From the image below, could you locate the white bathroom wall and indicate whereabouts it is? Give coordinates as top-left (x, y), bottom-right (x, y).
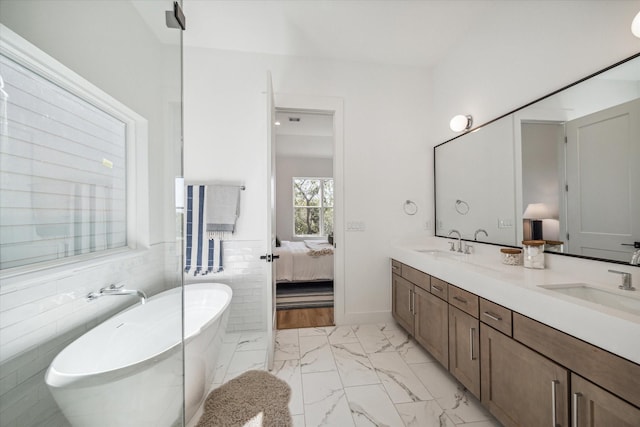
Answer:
top-left (0, 2), bottom-right (182, 425)
top-left (276, 156), bottom-right (333, 242)
top-left (429, 1), bottom-right (640, 145)
top-left (183, 45), bottom-right (432, 324)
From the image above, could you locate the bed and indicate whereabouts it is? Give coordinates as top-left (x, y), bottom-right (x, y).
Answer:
top-left (274, 240), bottom-right (334, 310)
top-left (274, 240), bottom-right (334, 282)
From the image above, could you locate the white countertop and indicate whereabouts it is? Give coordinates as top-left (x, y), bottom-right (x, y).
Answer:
top-left (390, 237), bottom-right (640, 365)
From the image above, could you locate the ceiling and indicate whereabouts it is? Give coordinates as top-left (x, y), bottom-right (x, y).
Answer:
top-left (275, 111), bottom-right (334, 158)
top-left (134, 0), bottom-right (503, 68)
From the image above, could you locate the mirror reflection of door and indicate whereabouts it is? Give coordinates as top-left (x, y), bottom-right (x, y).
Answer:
top-left (565, 98), bottom-right (640, 262)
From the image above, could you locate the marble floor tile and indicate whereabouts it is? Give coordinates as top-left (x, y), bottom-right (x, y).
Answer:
top-left (326, 325), bottom-right (359, 344)
top-left (409, 362), bottom-right (493, 424)
top-left (344, 384), bottom-right (405, 427)
top-left (398, 341), bottom-right (436, 365)
top-left (299, 327), bottom-right (329, 337)
top-left (352, 325), bottom-right (394, 354)
top-left (275, 329), bottom-right (300, 360)
top-left (395, 400), bottom-right (456, 427)
top-left (194, 324), bottom-right (501, 427)
top-left (368, 352), bottom-right (433, 403)
top-left (299, 335), bottom-right (337, 373)
top-left (212, 341), bottom-right (238, 383)
top-left (302, 371), bottom-right (355, 427)
top-left (292, 414), bottom-right (306, 427)
top-left (235, 331), bottom-right (268, 352)
top-left (223, 349), bottom-right (266, 382)
top-left (272, 359), bottom-right (304, 415)
top-left (331, 342), bottom-right (380, 387)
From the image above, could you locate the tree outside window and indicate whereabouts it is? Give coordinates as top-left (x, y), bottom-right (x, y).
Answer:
top-left (293, 178), bottom-right (333, 237)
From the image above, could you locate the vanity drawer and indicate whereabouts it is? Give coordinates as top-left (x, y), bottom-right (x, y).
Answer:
top-left (479, 298), bottom-right (512, 336)
top-left (448, 285), bottom-right (479, 318)
top-left (401, 264), bottom-right (431, 291)
top-left (430, 277), bottom-right (449, 301)
top-left (391, 259), bottom-right (402, 275)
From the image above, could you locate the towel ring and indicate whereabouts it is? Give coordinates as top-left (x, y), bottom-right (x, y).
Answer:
top-left (455, 199), bottom-right (470, 215)
top-left (403, 200), bottom-right (418, 216)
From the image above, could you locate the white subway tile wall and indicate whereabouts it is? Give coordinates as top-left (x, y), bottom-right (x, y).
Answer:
top-left (184, 240), bottom-right (267, 332)
top-left (0, 243), bottom-right (176, 427)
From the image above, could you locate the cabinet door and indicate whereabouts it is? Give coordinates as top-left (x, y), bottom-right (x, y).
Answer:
top-left (448, 306), bottom-right (480, 397)
top-left (392, 273), bottom-right (414, 333)
top-left (571, 374), bottom-right (640, 427)
top-left (481, 323), bottom-right (569, 427)
top-left (414, 285), bottom-right (448, 368)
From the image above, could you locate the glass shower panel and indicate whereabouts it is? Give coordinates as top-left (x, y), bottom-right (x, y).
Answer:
top-left (0, 1), bottom-right (183, 426)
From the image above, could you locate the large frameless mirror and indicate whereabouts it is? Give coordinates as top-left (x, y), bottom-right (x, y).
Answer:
top-left (435, 53), bottom-right (640, 265)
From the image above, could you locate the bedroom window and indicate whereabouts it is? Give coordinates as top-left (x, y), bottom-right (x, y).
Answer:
top-left (293, 177), bottom-right (333, 237)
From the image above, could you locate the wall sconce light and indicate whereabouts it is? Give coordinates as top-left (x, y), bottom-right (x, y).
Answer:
top-left (523, 203), bottom-right (552, 240)
top-left (449, 115), bottom-right (473, 132)
top-left (633, 11), bottom-right (640, 38)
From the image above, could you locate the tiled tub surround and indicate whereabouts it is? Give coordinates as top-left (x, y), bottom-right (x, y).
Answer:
top-left (390, 237), bottom-right (640, 365)
top-left (188, 326), bottom-right (500, 427)
top-left (184, 240), bottom-right (267, 332)
top-left (0, 243), bottom-right (177, 427)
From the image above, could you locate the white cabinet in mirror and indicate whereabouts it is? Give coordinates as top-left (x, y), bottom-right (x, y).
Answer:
top-left (435, 53), bottom-right (640, 266)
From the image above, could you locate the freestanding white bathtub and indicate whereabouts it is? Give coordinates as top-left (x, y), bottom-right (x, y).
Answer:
top-left (45, 282), bottom-right (232, 426)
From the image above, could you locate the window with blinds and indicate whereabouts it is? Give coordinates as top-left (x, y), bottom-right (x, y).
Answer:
top-left (0, 54), bottom-right (127, 270)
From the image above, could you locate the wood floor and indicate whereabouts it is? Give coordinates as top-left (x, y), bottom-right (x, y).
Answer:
top-left (277, 307), bottom-right (334, 329)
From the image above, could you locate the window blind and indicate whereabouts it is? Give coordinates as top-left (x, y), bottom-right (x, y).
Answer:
top-left (0, 54), bottom-right (127, 270)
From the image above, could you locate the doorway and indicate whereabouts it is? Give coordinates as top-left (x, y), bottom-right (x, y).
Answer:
top-left (273, 109), bottom-right (336, 329)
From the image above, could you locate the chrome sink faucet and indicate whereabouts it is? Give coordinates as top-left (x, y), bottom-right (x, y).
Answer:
top-left (447, 229), bottom-right (463, 253)
top-left (631, 249), bottom-right (640, 266)
top-left (474, 229), bottom-right (488, 241)
top-left (87, 283), bottom-right (148, 304)
top-left (608, 270), bottom-right (635, 291)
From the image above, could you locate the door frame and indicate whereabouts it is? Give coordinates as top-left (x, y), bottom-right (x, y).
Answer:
top-left (274, 93), bottom-right (345, 325)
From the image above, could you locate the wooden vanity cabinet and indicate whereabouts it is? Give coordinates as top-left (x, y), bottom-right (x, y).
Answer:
top-left (481, 323), bottom-right (569, 427)
top-left (414, 285), bottom-right (449, 367)
top-left (391, 272), bottom-right (414, 333)
top-left (449, 305), bottom-right (480, 398)
top-left (391, 260), bottom-right (449, 367)
top-left (571, 374), bottom-right (640, 427)
top-left (390, 258), bottom-right (640, 426)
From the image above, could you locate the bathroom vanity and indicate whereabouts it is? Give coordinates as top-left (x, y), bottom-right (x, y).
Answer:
top-left (390, 242), bottom-right (640, 427)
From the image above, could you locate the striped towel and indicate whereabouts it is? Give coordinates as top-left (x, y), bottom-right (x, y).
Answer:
top-left (184, 185), bottom-right (223, 275)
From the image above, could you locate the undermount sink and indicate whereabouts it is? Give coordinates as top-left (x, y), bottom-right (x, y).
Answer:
top-left (414, 249), bottom-right (464, 257)
top-left (539, 283), bottom-right (640, 316)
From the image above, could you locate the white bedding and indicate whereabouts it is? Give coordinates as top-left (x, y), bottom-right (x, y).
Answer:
top-left (274, 240), bottom-right (334, 282)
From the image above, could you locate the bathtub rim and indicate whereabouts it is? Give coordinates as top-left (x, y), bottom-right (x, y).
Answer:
top-left (45, 282), bottom-right (232, 389)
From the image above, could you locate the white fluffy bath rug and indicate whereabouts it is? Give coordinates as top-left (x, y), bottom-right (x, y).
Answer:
top-left (196, 370), bottom-right (292, 427)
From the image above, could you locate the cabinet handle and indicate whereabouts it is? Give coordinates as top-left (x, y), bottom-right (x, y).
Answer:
top-left (408, 290), bottom-right (413, 314)
top-left (469, 328), bottom-right (477, 361)
top-left (572, 392), bottom-right (582, 427)
top-left (432, 284), bottom-right (443, 293)
top-left (551, 380), bottom-right (559, 427)
top-left (453, 295), bottom-right (468, 304)
top-left (482, 311), bottom-right (502, 321)
top-left (411, 290), bottom-right (415, 315)
top-left (392, 265), bottom-right (400, 271)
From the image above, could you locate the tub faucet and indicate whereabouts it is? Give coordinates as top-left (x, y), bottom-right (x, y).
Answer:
top-left (447, 229), bottom-right (463, 253)
top-left (87, 284), bottom-right (148, 304)
top-left (474, 229), bottom-right (488, 241)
